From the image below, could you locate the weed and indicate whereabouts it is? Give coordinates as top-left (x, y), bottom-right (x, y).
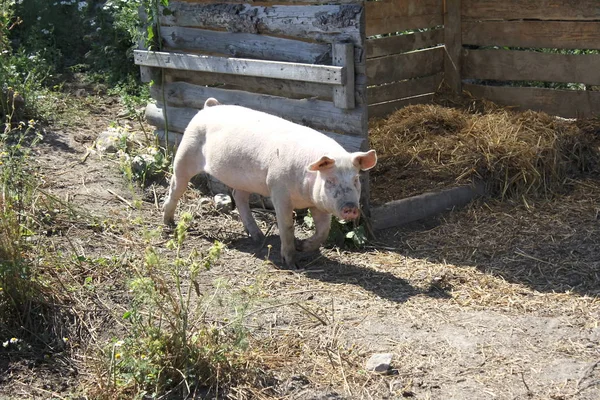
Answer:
top-left (96, 214), bottom-right (263, 398)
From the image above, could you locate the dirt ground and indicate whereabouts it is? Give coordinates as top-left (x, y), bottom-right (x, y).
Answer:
top-left (1, 92), bottom-right (599, 400)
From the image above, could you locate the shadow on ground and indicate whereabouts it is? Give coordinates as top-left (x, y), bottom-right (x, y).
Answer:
top-left (231, 235), bottom-right (451, 304)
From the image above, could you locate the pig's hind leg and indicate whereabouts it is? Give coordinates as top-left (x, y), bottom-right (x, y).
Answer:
top-left (296, 207), bottom-right (331, 252)
top-left (163, 147), bottom-right (205, 226)
top-left (232, 189), bottom-right (265, 243)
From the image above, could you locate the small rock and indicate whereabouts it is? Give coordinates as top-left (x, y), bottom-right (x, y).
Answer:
top-left (366, 353), bottom-right (393, 373)
top-left (96, 127), bottom-right (129, 154)
top-left (214, 194), bottom-right (232, 213)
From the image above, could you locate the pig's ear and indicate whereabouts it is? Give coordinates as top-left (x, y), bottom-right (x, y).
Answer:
top-left (308, 155), bottom-right (336, 172)
top-left (352, 150), bottom-right (377, 171)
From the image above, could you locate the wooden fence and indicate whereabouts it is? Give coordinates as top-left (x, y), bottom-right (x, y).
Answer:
top-left (366, 0), bottom-right (445, 118)
top-left (457, 0), bottom-right (600, 118)
top-left (134, 0), bottom-right (600, 146)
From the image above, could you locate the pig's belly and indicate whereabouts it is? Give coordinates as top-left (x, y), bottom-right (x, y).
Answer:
top-left (205, 164), bottom-right (271, 197)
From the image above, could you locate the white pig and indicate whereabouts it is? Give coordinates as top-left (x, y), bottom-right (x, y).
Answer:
top-left (163, 98), bottom-right (377, 268)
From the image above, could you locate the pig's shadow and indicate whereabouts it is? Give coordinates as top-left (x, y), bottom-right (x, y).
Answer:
top-left (232, 236), bottom-right (446, 304)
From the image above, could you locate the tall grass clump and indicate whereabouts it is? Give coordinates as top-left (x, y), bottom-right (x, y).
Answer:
top-left (96, 213), bottom-right (267, 399)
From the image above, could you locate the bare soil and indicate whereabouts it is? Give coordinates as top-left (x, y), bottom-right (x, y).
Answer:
top-left (1, 92), bottom-right (599, 400)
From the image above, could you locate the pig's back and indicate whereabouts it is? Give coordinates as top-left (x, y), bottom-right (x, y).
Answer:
top-left (196, 104), bottom-right (346, 196)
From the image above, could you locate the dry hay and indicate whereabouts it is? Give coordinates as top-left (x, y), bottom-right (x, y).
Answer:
top-left (369, 96), bottom-right (600, 205)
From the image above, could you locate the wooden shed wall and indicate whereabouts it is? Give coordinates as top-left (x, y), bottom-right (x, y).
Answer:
top-left (140, 0), bottom-right (367, 151)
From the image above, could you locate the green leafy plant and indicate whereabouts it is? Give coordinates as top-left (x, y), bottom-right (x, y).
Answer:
top-left (99, 214), bottom-right (261, 398)
top-left (303, 211), bottom-right (368, 249)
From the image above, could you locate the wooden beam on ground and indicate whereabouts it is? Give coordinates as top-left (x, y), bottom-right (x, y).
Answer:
top-left (134, 50), bottom-right (346, 85)
top-left (371, 183), bottom-right (485, 230)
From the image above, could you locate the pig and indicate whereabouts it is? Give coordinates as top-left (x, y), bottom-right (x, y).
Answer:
top-left (163, 98), bottom-right (377, 268)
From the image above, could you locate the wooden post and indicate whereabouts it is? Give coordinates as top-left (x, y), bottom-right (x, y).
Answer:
top-left (444, 0), bottom-right (462, 93)
top-left (332, 43), bottom-right (356, 109)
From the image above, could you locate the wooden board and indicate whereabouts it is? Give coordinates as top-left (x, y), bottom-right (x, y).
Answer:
top-left (134, 50), bottom-right (346, 85)
top-left (368, 73), bottom-right (442, 105)
top-left (366, 0), bottom-right (443, 36)
top-left (444, 0), bottom-right (462, 93)
top-left (145, 104), bottom-right (366, 152)
top-left (462, 49), bottom-right (600, 86)
top-left (366, 14), bottom-right (443, 37)
top-left (151, 81), bottom-right (366, 136)
top-left (368, 93), bottom-right (435, 119)
top-left (160, 2), bottom-right (363, 44)
top-left (161, 26), bottom-right (332, 64)
top-left (367, 46), bottom-right (444, 86)
top-left (462, 21), bottom-right (600, 50)
top-left (163, 69), bottom-right (368, 105)
top-left (366, 29), bottom-right (443, 59)
top-left (371, 184), bottom-right (483, 230)
top-left (332, 43), bottom-right (356, 109)
top-left (463, 83), bottom-right (600, 118)
top-left (461, 0), bottom-right (600, 21)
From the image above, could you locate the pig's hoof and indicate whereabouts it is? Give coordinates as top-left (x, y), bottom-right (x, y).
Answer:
top-left (282, 253), bottom-right (299, 269)
top-left (249, 230), bottom-right (266, 244)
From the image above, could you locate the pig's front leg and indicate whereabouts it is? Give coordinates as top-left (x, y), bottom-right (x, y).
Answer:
top-left (296, 207), bottom-right (331, 252)
top-left (271, 192), bottom-right (298, 268)
top-left (232, 189), bottom-right (265, 243)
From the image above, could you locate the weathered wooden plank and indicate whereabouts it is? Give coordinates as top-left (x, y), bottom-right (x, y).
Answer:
top-left (371, 184), bottom-right (484, 230)
top-left (444, 0), bottom-right (462, 93)
top-left (462, 21), bottom-right (600, 50)
top-left (368, 73), bottom-right (442, 105)
top-left (150, 82), bottom-right (366, 136)
top-left (462, 49), bottom-right (600, 86)
top-left (161, 26), bottom-right (332, 64)
top-left (163, 69), bottom-right (368, 105)
top-left (366, 29), bottom-right (443, 59)
top-left (461, 0), bottom-right (600, 21)
top-left (134, 50), bottom-right (345, 85)
top-left (368, 93), bottom-right (435, 119)
top-left (332, 43), bottom-right (356, 109)
top-left (366, 0), bottom-right (443, 36)
top-left (145, 104), bottom-right (366, 152)
top-left (160, 2), bottom-right (363, 44)
top-left (366, 14), bottom-right (443, 37)
top-left (367, 46), bottom-right (444, 86)
top-left (463, 83), bottom-right (600, 118)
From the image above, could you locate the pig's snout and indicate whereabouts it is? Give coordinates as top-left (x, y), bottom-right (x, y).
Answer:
top-left (340, 203), bottom-right (360, 220)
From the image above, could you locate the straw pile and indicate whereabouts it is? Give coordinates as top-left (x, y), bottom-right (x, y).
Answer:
top-left (369, 96), bottom-right (600, 204)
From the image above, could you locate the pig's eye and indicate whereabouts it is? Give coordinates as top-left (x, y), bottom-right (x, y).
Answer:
top-left (326, 177), bottom-right (338, 186)
top-left (353, 176), bottom-right (360, 187)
